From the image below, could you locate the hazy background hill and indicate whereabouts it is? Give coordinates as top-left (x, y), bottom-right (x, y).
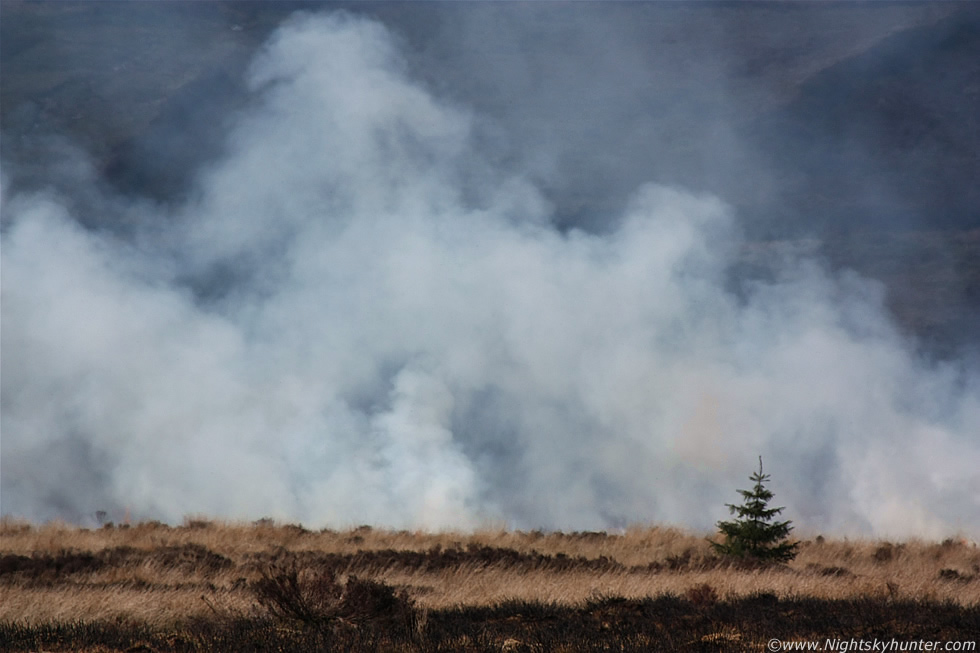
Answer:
top-left (3, 1), bottom-right (978, 353)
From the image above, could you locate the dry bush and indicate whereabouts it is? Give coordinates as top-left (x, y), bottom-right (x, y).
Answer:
top-left (251, 557), bottom-right (415, 636)
top-left (251, 559), bottom-right (339, 624)
top-left (873, 542), bottom-right (896, 563)
top-left (684, 583), bottom-right (718, 607)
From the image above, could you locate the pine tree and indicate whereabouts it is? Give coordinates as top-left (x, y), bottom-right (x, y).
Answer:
top-left (710, 456), bottom-right (799, 562)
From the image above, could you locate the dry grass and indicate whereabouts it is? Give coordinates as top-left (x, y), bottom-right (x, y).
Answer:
top-left (2, 517), bottom-right (978, 627)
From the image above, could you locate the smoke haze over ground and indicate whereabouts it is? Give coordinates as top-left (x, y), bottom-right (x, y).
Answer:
top-left (2, 5), bottom-right (979, 537)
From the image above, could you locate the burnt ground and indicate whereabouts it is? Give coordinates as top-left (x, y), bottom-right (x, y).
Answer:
top-left (2, 594), bottom-right (977, 652)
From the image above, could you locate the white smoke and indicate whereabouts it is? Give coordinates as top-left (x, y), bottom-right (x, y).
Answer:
top-left (2, 12), bottom-right (978, 537)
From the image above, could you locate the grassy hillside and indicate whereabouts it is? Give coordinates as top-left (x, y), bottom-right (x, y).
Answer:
top-left (1, 520), bottom-right (978, 651)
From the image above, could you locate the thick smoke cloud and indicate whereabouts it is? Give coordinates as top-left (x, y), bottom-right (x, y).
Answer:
top-left (2, 12), bottom-right (978, 537)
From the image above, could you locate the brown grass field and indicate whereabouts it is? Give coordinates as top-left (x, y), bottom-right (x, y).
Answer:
top-left (2, 517), bottom-right (979, 651)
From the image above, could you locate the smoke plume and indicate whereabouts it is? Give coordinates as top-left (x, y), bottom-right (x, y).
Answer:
top-left (2, 12), bottom-right (978, 537)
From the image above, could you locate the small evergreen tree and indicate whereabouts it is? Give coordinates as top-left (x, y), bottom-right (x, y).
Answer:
top-left (710, 456), bottom-right (799, 562)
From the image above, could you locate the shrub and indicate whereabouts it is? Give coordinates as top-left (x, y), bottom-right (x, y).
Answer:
top-left (251, 559), bottom-right (416, 634)
top-left (873, 543), bottom-right (895, 563)
top-left (685, 583), bottom-right (718, 607)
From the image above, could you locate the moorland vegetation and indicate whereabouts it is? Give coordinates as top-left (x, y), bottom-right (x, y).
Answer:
top-left (1, 518), bottom-right (978, 651)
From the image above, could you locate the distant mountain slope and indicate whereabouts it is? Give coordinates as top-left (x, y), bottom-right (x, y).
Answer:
top-left (1, 1), bottom-right (977, 351)
top-left (739, 5), bottom-right (980, 236)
